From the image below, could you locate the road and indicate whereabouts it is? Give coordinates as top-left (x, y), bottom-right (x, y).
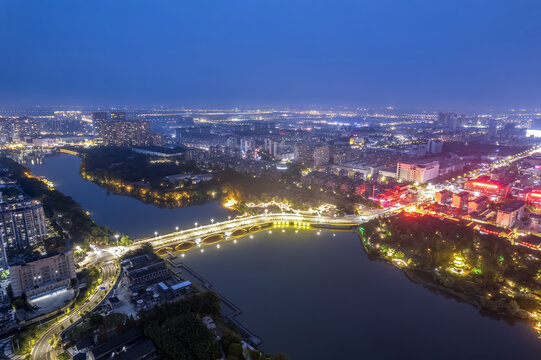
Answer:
top-left (31, 253), bottom-right (118, 360)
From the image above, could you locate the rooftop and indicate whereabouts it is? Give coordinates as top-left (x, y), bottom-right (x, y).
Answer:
top-left (498, 200), bottom-right (525, 213)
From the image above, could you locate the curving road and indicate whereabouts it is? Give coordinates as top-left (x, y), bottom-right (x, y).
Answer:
top-left (31, 253), bottom-right (118, 360)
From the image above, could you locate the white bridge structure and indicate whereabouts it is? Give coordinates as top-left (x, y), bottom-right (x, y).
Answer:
top-left (134, 211), bottom-right (385, 250)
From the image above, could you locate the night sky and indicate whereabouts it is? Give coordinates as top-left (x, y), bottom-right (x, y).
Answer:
top-left (1, 1), bottom-right (540, 109)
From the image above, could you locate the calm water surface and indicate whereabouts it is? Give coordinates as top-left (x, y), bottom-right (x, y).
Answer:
top-left (29, 154), bottom-right (541, 360)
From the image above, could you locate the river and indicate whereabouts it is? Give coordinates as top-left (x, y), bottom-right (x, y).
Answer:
top-left (28, 154), bottom-right (541, 360)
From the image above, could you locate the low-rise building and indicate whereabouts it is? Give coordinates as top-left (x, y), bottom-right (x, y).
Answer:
top-left (468, 196), bottom-right (489, 214)
top-left (87, 328), bottom-right (156, 360)
top-left (496, 200), bottom-right (525, 227)
top-left (435, 190), bottom-right (452, 204)
top-left (452, 191), bottom-right (469, 211)
top-left (126, 260), bottom-right (168, 284)
top-left (0, 303), bottom-right (15, 328)
top-left (464, 176), bottom-right (510, 198)
top-left (396, 161), bottom-right (439, 184)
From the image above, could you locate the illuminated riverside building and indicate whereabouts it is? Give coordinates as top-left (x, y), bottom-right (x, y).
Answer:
top-left (464, 177), bottom-right (510, 198)
top-left (396, 161), bottom-right (439, 183)
top-left (102, 120), bottom-right (151, 147)
top-left (0, 199), bottom-right (47, 269)
top-left (9, 250), bottom-right (77, 298)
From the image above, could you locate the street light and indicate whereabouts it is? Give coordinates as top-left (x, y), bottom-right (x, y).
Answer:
top-left (154, 231), bottom-right (158, 238)
top-left (176, 226), bottom-right (179, 232)
top-left (114, 234), bottom-right (119, 246)
top-left (195, 222), bottom-right (198, 227)
top-left (211, 218), bottom-right (214, 224)
top-left (228, 216), bottom-right (231, 221)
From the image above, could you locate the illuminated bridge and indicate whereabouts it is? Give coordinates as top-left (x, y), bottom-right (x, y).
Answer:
top-left (134, 211), bottom-right (385, 251)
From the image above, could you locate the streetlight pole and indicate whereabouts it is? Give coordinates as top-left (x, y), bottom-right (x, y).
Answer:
top-left (114, 234), bottom-right (119, 246)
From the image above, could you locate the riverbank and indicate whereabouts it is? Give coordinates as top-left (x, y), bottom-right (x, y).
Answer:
top-left (78, 147), bottom-right (371, 213)
top-left (0, 156), bottom-right (111, 249)
top-left (359, 213), bottom-right (541, 337)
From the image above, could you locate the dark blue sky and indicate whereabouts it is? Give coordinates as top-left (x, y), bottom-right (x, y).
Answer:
top-left (1, 1), bottom-right (540, 109)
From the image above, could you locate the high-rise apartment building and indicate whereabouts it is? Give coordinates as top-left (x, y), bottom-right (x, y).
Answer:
top-left (110, 111), bottom-right (127, 121)
top-left (9, 251), bottom-right (77, 298)
top-left (264, 139), bottom-right (279, 158)
top-left (101, 120), bottom-right (151, 147)
top-left (488, 119), bottom-right (497, 138)
top-left (226, 137), bottom-right (238, 149)
top-left (438, 113), bottom-right (461, 131)
top-left (0, 199), bottom-right (47, 268)
top-left (333, 152), bottom-right (347, 165)
top-left (427, 139), bottom-right (443, 154)
top-left (91, 112), bottom-right (108, 138)
top-left (294, 144), bottom-right (312, 164)
top-left (313, 145), bottom-right (330, 167)
top-left (12, 117), bottom-right (42, 141)
top-left (240, 138), bottom-right (255, 153)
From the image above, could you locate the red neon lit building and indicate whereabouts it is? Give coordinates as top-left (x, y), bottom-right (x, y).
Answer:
top-left (525, 191), bottom-right (541, 205)
top-left (464, 176), bottom-right (509, 198)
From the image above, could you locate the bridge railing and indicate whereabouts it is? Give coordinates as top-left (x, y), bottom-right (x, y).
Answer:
top-left (134, 212), bottom-right (364, 246)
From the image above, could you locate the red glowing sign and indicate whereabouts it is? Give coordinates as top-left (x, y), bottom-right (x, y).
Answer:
top-left (472, 182), bottom-right (499, 190)
top-left (526, 192), bottom-right (541, 203)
